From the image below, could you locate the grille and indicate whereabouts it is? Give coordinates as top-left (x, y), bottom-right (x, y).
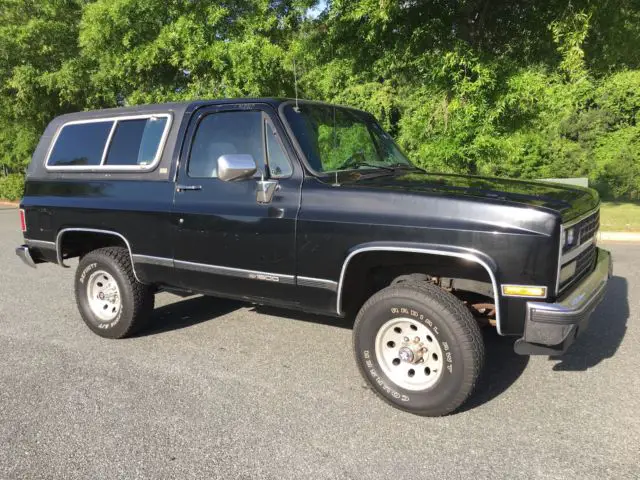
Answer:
top-left (577, 210), bottom-right (600, 244)
top-left (563, 210), bottom-right (600, 254)
top-left (560, 244), bottom-right (597, 291)
top-left (559, 209), bottom-right (599, 292)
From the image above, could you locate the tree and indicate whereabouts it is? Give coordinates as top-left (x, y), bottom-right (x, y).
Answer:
top-left (1, 0), bottom-right (639, 200)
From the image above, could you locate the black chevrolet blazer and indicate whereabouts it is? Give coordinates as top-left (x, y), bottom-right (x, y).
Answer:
top-left (16, 98), bottom-right (612, 416)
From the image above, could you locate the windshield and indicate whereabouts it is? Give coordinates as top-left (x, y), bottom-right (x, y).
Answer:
top-left (282, 103), bottom-right (413, 173)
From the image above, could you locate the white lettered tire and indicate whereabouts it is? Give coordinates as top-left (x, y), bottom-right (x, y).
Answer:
top-left (75, 247), bottom-right (154, 339)
top-left (353, 282), bottom-right (484, 416)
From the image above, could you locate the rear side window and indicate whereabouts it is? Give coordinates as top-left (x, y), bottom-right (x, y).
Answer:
top-left (46, 114), bottom-right (171, 170)
top-left (105, 117), bottom-right (168, 166)
top-left (47, 121), bottom-right (113, 167)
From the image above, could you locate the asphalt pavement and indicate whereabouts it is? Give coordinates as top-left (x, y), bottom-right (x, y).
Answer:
top-left (0, 206), bottom-right (638, 479)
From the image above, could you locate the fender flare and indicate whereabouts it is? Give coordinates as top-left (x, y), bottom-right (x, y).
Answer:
top-left (55, 228), bottom-right (142, 283)
top-left (336, 241), bottom-right (503, 335)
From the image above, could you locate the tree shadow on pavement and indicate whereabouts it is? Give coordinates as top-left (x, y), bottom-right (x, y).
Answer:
top-left (548, 276), bottom-right (628, 371)
top-left (140, 295), bottom-right (243, 336)
top-left (457, 327), bottom-right (529, 413)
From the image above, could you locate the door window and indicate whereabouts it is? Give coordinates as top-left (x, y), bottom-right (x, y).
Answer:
top-left (188, 111), bottom-right (264, 178)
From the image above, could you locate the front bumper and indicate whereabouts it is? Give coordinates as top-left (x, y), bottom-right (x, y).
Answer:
top-left (514, 248), bottom-right (612, 355)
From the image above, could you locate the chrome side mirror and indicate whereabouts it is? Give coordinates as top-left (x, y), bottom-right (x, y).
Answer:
top-left (217, 154), bottom-right (257, 182)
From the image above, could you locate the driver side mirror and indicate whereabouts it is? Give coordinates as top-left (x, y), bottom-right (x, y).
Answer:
top-left (217, 154), bottom-right (257, 182)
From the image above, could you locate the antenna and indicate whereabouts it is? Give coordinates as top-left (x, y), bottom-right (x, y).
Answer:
top-left (293, 59), bottom-right (300, 112)
top-left (332, 170), bottom-right (340, 187)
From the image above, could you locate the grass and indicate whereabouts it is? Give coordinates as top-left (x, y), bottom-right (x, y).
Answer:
top-left (600, 201), bottom-right (640, 232)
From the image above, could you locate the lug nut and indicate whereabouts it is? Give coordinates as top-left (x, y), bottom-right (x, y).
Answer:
top-left (403, 337), bottom-right (409, 342)
top-left (414, 336), bottom-right (420, 343)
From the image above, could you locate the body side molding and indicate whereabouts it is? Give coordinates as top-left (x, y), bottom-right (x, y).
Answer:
top-left (173, 259), bottom-right (296, 285)
top-left (336, 243), bottom-right (503, 335)
top-left (297, 276), bottom-right (338, 291)
top-left (25, 239), bottom-right (57, 250)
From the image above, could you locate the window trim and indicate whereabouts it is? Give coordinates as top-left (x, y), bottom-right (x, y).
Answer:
top-left (264, 117), bottom-right (294, 179)
top-left (45, 113), bottom-right (173, 172)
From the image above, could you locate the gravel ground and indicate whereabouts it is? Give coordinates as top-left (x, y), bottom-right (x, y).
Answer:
top-left (0, 206), bottom-right (638, 479)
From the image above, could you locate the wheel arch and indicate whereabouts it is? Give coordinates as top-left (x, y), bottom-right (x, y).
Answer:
top-left (336, 242), bottom-right (503, 334)
top-left (55, 228), bottom-right (142, 283)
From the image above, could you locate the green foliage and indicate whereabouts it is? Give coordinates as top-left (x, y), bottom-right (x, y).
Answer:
top-left (1, 0), bottom-right (639, 199)
top-left (0, 174), bottom-right (25, 201)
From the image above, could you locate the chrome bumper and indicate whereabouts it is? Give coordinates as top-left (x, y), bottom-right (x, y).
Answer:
top-left (514, 248), bottom-right (612, 355)
top-left (15, 245), bottom-right (37, 268)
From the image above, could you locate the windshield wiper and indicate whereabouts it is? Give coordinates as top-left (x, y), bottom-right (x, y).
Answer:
top-left (336, 159), bottom-right (395, 172)
top-left (353, 162), bottom-right (395, 172)
top-left (386, 162), bottom-right (417, 170)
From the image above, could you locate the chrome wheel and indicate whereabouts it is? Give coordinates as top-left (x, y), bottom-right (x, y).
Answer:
top-left (374, 317), bottom-right (444, 391)
top-left (86, 270), bottom-right (121, 322)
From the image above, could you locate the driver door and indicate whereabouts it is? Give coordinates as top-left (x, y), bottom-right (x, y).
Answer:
top-left (171, 104), bottom-right (303, 305)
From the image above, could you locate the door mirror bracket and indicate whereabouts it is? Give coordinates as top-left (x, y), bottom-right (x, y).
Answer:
top-left (256, 171), bottom-right (279, 204)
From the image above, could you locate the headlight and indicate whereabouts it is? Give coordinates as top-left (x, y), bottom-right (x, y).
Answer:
top-left (564, 227), bottom-right (576, 248)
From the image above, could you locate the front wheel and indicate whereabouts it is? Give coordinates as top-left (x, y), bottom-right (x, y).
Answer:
top-left (75, 247), bottom-right (154, 339)
top-left (353, 282), bottom-right (484, 416)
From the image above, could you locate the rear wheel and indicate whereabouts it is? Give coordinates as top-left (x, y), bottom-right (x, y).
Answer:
top-left (353, 281), bottom-right (484, 416)
top-left (75, 247), bottom-right (154, 338)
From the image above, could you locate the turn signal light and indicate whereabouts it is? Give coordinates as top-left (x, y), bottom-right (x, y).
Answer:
top-left (19, 209), bottom-right (26, 232)
top-left (501, 285), bottom-right (547, 298)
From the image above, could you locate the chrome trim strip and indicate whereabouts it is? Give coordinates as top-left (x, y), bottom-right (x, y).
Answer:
top-left (138, 255), bottom-right (335, 288)
top-left (132, 254), bottom-right (174, 268)
top-left (174, 259), bottom-right (296, 284)
top-left (297, 276), bottom-right (338, 291)
top-left (501, 284), bottom-right (548, 298)
top-left (99, 121), bottom-right (118, 166)
top-left (55, 228), bottom-right (142, 283)
top-left (556, 207), bottom-right (599, 295)
top-left (561, 236), bottom-right (594, 264)
top-left (25, 239), bottom-right (56, 250)
top-left (336, 246), bottom-right (503, 335)
top-left (45, 113), bottom-right (173, 172)
top-left (563, 206), bottom-right (600, 229)
top-left (555, 223), bottom-right (564, 295)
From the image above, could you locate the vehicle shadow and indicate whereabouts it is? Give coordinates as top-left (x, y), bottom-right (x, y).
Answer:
top-left (548, 276), bottom-right (628, 371)
top-left (141, 295), bottom-right (527, 411)
top-left (257, 304), bottom-right (532, 413)
top-left (252, 305), bottom-right (355, 330)
top-left (456, 327), bottom-right (528, 413)
top-left (140, 295), bottom-right (243, 336)
top-left (136, 278), bottom-right (626, 409)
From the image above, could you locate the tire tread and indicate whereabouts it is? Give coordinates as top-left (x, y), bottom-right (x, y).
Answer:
top-left (76, 246), bottom-right (154, 338)
top-left (353, 281), bottom-right (485, 416)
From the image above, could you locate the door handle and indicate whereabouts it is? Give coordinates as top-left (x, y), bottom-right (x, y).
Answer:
top-left (176, 184), bottom-right (202, 192)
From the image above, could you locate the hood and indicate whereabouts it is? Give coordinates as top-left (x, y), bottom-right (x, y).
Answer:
top-left (332, 169), bottom-right (599, 222)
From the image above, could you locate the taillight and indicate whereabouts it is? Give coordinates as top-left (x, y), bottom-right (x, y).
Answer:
top-left (19, 209), bottom-right (26, 232)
